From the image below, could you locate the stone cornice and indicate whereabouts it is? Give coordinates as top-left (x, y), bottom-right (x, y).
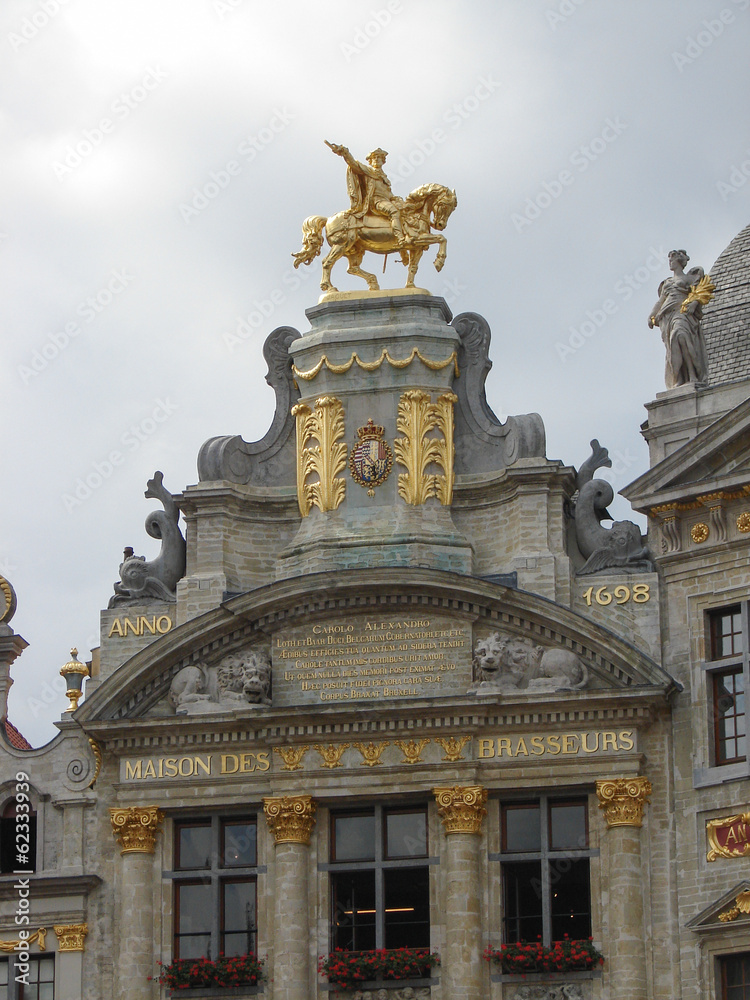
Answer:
top-left (453, 461), bottom-right (576, 507)
top-left (180, 481), bottom-right (299, 521)
top-left (0, 875), bottom-right (101, 901)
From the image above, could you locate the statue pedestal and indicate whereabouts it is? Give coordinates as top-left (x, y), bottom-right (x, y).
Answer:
top-left (276, 294), bottom-right (473, 577)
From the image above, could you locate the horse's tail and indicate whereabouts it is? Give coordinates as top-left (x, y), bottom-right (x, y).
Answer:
top-left (292, 215), bottom-right (327, 268)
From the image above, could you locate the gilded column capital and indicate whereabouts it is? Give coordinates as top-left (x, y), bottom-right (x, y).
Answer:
top-left (263, 795), bottom-right (317, 845)
top-left (54, 923), bottom-right (88, 952)
top-left (433, 785), bottom-right (487, 835)
top-left (109, 805), bottom-right (164, 854)
top-left (596, 777), bottom-right (652, 828)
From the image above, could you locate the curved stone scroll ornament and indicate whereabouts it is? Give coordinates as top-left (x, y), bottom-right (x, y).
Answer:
top-left (292, 395), bottom-right (347, 516)
top-left (108, 472), bottom-right (186, 607)
top-left (471, 632), bottom-right (588, 694)
top-left (450, 312), bottom-right (546, 473)
top-left (574, 440), bottom-right (654, 576)
top-left (197, 326), bottom-right (301, 484)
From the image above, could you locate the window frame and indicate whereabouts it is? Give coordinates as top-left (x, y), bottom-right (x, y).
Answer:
top-left (718, 950), bottom-right (750, 999)
top-left (0, 799), bottom-right (38, 876)
top-left (704, 604), bottom-right (749, 769)
top-left (0, 954), bottom-right (55, 1000)
top-left (326, 804), bottom-right (433, 953)
top-left (166, 814), bottom-right (260, 961)
top-left (491, 793), bottom-right (597, 948)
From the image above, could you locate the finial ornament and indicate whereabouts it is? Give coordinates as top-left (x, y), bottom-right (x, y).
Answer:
top-left (648, 249), bottom-right (714, 388)
top-left (292, 140), bottom-right (457, 294)
top-left (263, 795), bottom-right (317, 845)
top-left (60, 648), bottom-right (89, 712)
top-left (433, 785), bottom-right (488, 834)
top-left (109, 806), bottom-right (164, 854)
top-left (596, 777), bottom-right (652, 828)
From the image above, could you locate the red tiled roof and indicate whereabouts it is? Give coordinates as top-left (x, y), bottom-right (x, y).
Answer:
top-left (4, 720), bottom-right (32, 750)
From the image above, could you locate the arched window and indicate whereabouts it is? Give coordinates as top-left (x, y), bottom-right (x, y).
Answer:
top-left (0, 799), bottom-right (37, 874)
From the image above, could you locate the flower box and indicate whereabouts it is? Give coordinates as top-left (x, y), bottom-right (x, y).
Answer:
top-left (153, 954), bottom-right (265, 992)
top-left (484, 938), bottom-right (604, 976)
top-left (318, 948), bottom-right (440, 991)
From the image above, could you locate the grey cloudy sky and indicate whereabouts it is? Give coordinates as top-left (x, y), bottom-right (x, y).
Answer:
top-left (1, 0), bottom-right (749, 745)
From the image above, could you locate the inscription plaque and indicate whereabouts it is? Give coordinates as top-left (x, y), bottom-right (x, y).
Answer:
top-left (272, 612), bottom-right (472, 706)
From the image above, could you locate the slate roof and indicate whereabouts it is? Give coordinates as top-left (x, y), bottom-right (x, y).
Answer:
top-left (703, 221), bottom-right (750, 385)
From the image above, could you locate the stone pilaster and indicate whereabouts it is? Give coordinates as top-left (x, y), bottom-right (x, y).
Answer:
top-left (596, 777), bottom-right (652, 1000)
top-left (263, 795), bottom-right (317, 1000)
top-left (434, 786), bottom-right (487, 1000)
top-left (109, 806), bottom-right (164, 1000)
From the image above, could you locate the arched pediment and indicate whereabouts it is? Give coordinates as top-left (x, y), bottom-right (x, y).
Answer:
top-left (76, 568), bottom-right (677, 726)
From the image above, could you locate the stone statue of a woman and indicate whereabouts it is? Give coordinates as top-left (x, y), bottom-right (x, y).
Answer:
top-left (648, 249), bottom-right (714, 388)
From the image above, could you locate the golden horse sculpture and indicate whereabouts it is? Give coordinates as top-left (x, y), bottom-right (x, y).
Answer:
top-left (292, 141), bottom-right (457, 293)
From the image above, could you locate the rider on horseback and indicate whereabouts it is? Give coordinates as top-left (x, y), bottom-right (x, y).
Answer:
top-left (326, 141), bottom-right (409, 250)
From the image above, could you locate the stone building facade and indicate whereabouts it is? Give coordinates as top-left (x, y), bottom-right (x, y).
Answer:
top-left (1, 223), bottom-right (749, 1000)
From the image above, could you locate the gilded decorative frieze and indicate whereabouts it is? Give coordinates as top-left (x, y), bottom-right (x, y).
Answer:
top-left (109, 805), bottom-right (164, 854)
top-left (394, 390), bottom-right (457, 506)
top-left (434, 735), bottom-right (471, 762)
top-left (595, 776), bottom-right (652, 828)
top-left (54, 924), bottom-right (88, 952)
top-left (273, 745), bottom-right (310, 771)
top-left (433, 785), bottom-right (487, 834)
top-left (691, 522), bottom-right (709, 544)
top-left (314, 743), bottom-right (350, 768)
top-left (707, 812), bottom-right (750, 861)
top-left (0, 928), bottom-right (46, 953)
top-left (718, 889), bottom-right (750, 922)
top-left (292, 346), bottom-right (459, 380)
top-left (356, 740), bottom-right (391, 767)
top-left (263, 795), bottom-right (317, 845)
top-left (292, 395), bottom-right (347, 517)
top-left (394, 738), bottom-right (430, 764)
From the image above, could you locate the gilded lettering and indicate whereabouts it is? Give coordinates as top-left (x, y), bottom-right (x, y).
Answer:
top-left (514, 737), bottom-right (529, 756)
top-left (221, 754), bottom-right (239, 774)
top-left (726, 826), bottom-right (739, 844)
top-left (178, 757), bottom-right (194, 777)
top-left (256, 751), bottom-right (270, 771)
top-left (581, 732), bottom-right (599, 753)
top-left (546, 735), bottom-right (561, 755)
top-left (195, 756), bottom-right (211, 776)
top-left (561, 734), bottom-right (579, 754)
top-left (497, 738), bottom-right (513, 757)
top-left (143, 760), bottom-right (156, 779)
top-left (156, 616), bottom-right (172, 634)
top-left (602, 732), bottom-right (618, 751)
top-left (123, 617), bottom-right (140, 636)
top-left (478, 739), bottom-right (495, 758)
top-left (140, 616), bottom-right (156, 635)
top-left (618, 730), bottom-right (634, 751)
top-left (530, 736), bottom-right (545, 756)
top-left (108, 619), bottom-right (124, 637)
top-left (124, 760), bottom-right (142, 780)
top-left (164, 758), bottom-right (178, 777)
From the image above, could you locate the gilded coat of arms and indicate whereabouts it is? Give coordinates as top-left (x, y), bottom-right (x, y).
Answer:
top-left (349, 419), bottom-right (393, 496)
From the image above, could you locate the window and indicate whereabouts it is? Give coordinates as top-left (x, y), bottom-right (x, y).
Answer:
top-left (170, 816), bottom-right (258, 960)
top-left (0, 801), bottom-right (37, 875)
top-left (0, 956), bottom-right (54, 1000)
top-left (720, 953), bottom-right (750, 999)
top-left (707, 606), bottom-right (748, 766)
top-left (494, 796), bottom-right (593, 946)
top-left (329, 806), bottom-right (430, 952)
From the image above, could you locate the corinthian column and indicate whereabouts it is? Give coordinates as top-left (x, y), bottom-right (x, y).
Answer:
top-left (433, 786), bottom-right (487, 1000)
top-left (109, 806), bottom-right (164, 1000)
top-left (596, 777), bottom-right (652, 1000)
top-left (263, 795), bottom-right (317, 1000)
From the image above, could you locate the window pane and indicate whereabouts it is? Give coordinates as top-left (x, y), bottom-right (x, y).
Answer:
top-left (502, 861), bottom-right (543, 943)
top-left (0, 959), bottom-right (7, 986)
top-left (177, 825), bottom-right (212, 870)
top-left (551, 859), bottom-right (591, 941)
top-left (384, 867), bottom-right (430, 949)
top-left (721, 952), bottom-right (750, 999)
top-left (222, 820), bottom-right (256, 867)
top-left (333, 814), bottom-right (375, 861)
top-left (504, 804), bottom-right (541, 852)
top-left (222, 880), bottom-right (256, 956)
top-left (711, 607), bottom-right (744, 659)
top-left (176, 882), bottom-right (212, 958)
top-left (716, 669), bottom-right (747, 764)
top-left (331, 871), bottom-right (376, 952)
top-left (386, 810), bottom-right (427, 859)
top-left (550, 803), bottom-right (587, 850)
